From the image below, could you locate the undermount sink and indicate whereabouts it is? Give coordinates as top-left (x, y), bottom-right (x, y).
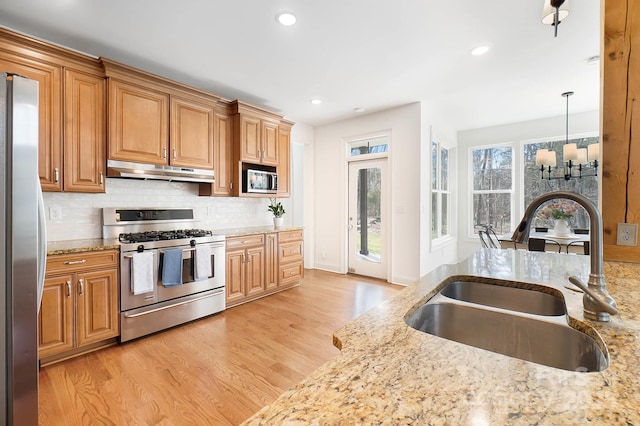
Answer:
top-left (439, 280), bottom-right (567, 316)
top-left (405, 277), bottom-right (608, 373)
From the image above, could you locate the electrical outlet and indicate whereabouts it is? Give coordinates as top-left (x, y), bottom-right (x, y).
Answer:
top-left (49, 206), bottom-right (62, 221)
top-left (617, 223), bottom-right (638, 246)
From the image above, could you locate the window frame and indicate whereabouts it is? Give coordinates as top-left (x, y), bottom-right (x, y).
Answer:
top-left (468, 142), bottom-right (515, 239)
top-left (431, 140), bottom-right (452, 244)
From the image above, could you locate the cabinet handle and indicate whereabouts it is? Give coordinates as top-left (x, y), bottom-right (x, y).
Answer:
top-left (163, 148), bottom-right (167, 159)
top-left (66, 281), bottom-right (71, 297)
top-left (64, 259), bottom-right (86, 265)
top-left (229, 182), bottom-right (233, 190)
top-left (54, 168), bottom-right (59, 183)
top-left (78, 278), bottom-right (84, 295)
top-left (99, 172), bottom-right (104, 185)
top-left (289, 271), bottom-right (297, 276)
top-left (173, 148), bottom-right (176, 160)
top-left (241, 254), bottom-right (245, 263)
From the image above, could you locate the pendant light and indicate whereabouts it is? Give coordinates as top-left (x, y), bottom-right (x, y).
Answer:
top-left (542, 0), bottom-right (570, 37)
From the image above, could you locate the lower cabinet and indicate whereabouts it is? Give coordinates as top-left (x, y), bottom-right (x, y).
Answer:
top-left (38, 250), bottom-right (119, 363)
top-left (225, 229), bottom-right (303, 307)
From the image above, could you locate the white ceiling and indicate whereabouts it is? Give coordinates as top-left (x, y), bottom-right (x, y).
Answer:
top-left (0, 0), bottom-right (601, 131)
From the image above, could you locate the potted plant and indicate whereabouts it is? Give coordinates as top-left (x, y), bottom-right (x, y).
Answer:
top-left (268, 198), bottom-right (285, 227)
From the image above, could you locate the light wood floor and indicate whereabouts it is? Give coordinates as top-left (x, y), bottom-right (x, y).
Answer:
top-left (38, 269), bottom-right (402, 425)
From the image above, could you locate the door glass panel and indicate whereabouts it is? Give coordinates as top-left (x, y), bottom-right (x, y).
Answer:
top-left (356, 167), bottom-right (381, 264)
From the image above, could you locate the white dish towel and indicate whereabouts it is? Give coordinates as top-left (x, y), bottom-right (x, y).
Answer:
top-left (194, 245), bottom-right (212, 281)
top-left (131, 251), bottom-right (155, 295)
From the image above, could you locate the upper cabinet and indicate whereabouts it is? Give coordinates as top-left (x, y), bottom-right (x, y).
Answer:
top-left (0, 29), bottom-right (105, 193)
top-left (199, 101), bottom-right (234, 196)
top-left (232, 101), bottom-right (281, 167)
top-left (103, 59), bottom-right (218, 170)
top-left (277, 120), bottom-right (294, 197)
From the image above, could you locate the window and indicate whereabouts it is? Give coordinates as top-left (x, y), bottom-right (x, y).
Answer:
top-left (471, 145), bottom-right (513, 235)
top-left (349, 135), bottom-right (388, 157)
top-left (432, 141), bottom-right (450, 240)
top-left (523, 136), bottom-right (599, 229)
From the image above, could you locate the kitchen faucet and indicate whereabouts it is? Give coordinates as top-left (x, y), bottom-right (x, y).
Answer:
top-left (511, 191), bottom-right (618, 322)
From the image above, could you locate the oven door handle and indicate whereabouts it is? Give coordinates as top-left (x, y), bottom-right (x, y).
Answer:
top-left (123, 252), bottom-right (157, 259)
top-left (158, 243), bottom-right (224, 256)
top-left (123, 290), bottom-right (224, 318)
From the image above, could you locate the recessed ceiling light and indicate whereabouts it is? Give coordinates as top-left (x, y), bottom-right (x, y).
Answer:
top-left (277, 12), bottom-right (297, 26)
top-left (310, 98), bottom-right (322, 105)
top-left (354, 107), bottom-right (365, 113)
top-left (471, 45), bottom-right (490, 56)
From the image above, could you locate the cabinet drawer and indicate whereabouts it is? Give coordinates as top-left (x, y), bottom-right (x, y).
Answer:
top-left (226, 234), bottom-right (265, 249)
top-left (46, 250), bottom-right (119, 275)
top-left (279, 241), bottom-right (303, 263)
top-left (279, 261), bottom-right (303, 286)
top-left (278, 229), bottom-right (303, 243)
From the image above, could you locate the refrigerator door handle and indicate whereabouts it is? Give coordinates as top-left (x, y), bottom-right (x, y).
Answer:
top-left (37, 179), bottom-right (47, 312)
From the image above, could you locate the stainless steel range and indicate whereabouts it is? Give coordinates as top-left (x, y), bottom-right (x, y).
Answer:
top-left (103, 208), bottom-right (225, 342)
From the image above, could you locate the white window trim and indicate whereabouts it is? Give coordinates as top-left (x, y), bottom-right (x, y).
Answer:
top-left (468, 142), bottom-right (515, 239)
top-left (432, 141), bottom-right (452, 246)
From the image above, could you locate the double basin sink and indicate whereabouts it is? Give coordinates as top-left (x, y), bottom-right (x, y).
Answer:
top-left (405, 277), bottom-right (608, 373)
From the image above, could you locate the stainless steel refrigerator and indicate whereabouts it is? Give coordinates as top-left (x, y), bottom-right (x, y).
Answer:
top-left (0, 72), bottom-right (46, 425)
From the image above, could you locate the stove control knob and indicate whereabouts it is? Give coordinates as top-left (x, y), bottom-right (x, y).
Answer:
top-left (190, 240), bottom-right (196, 247)
top-left (137, 245), bottom-right (145, 252)
top-left (137, 211), bottom-right (143, 218)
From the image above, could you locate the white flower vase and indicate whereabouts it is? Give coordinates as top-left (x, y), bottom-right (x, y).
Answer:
top-left (553, 219), bottom-right (571, 237)
top-left (273, 217), bottom-right (284, 228)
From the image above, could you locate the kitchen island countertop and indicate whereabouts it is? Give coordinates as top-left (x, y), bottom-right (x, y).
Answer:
top-left (243, 249), bottom-right (640, 425)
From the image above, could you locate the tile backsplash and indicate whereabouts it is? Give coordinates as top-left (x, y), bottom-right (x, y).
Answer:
top-left (43, 178), bottom-right (282, 241)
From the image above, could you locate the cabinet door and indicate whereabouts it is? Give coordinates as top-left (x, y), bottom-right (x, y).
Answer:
top-left (239, 114), bottom-right (261, 163)
top-left (245, 246), bottom-right (265, 296)
top-left (108, 79), bottom-right (169, 164)
top-left (265, 233), bottom-right (278, 290)
top-left (170, 94), bottom-right (215, 169)
top-left (0, 54), bottom-right (63, 191)
top-left (277, 124), bottom-right (291, 196)
top-left (212, 107), bottom-right (234, 195)
top-left (76, 268), bottom-right (119, 347)
top-left (38, 274), bottom-right (74, 358)
top-left (64, 69), bottom-right (105, 192)
top-left (226, 249), bottom-right (246, 304)
top-left (261, 120), bottom-right (279, 166)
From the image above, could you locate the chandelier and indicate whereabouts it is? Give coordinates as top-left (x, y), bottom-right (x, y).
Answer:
top-left (535, 91), bottom-right (600, 181)
top-left (542, 0), bottom-right (570, 38)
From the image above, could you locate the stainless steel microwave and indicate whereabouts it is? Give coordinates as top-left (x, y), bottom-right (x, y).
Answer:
top-left (243, 169), bottom-right (278, 194)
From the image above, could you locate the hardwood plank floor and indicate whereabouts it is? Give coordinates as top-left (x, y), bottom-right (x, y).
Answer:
top-left (38, 269), bottom-right (402, 425)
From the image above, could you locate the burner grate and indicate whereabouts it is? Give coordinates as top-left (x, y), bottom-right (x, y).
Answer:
top-left (118, 229), bottom-right (213, 244)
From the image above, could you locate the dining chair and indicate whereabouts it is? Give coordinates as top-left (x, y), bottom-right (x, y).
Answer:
top-left (528, 238), bottom-right (561, 253)
top-left (566, 240), bottom-right (590, 255)
top-left (477, 225), bottom-right (500, 248)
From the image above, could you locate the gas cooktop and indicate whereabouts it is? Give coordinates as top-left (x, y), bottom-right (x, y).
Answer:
top-left (118, 229), bottom-right (213, 244)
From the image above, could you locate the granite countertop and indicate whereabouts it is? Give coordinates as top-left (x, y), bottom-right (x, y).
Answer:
top-left (244, 249), bottom-right (640, 425)
top-left (212, 225), bottom-right (303, 239)
top-left (47, 238), bottom-right (120, 256)
top-left (46, 226), bottom-right (304, 255)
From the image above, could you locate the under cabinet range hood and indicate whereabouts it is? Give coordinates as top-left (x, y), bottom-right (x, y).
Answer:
top-left (107, 160), bottom-right (215, 184)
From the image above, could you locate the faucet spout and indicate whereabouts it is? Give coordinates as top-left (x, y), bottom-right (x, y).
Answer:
top-left (513, 191), bottom-right (617, 322)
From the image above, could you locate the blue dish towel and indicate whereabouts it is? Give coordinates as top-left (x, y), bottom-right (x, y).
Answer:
top-left (162, 248), bottom-right (183, 287)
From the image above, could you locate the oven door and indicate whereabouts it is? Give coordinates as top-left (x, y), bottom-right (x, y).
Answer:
top-left (121, 248), bottom-right (159, 311)
top-left (157, 241), bottom-right (225, 302)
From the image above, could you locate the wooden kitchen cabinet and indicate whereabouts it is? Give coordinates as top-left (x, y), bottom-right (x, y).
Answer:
top-left (199, 101), bottom-right (234, 196)
top-left (38, 250), bottom-right (119, 364)
top-left (0, 28), bottom-right (107, 193)
top-left (232, 101), bottom-right (281, 167)
top-left (277, 120), bottom-right (293, 197)
top-left (225, 229), bottom-right (304, 308)
top-left (0, 47), bottom-right (63, 191)
top-left (103, 58), bottom-right (219, 169)
top-left (278, 229), bottom-right (304, 286)
top-left (63, 68), bottom-right (106, 192)
top-left (225, 234), bottom-right (266, 306)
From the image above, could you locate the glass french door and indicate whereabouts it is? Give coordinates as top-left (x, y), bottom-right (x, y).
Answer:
top-left (348, 158), bottom-right (387, 280)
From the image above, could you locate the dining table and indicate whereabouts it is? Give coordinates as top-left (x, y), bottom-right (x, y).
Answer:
top-left (498, 230), bottom-right (590, 253)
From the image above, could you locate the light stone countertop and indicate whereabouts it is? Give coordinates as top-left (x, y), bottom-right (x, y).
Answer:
top-left (243, 249), bottom-right (640, 425)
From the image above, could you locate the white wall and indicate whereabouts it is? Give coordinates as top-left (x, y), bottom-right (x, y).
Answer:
top-left (456, 110), bottom-right (599, 261)
top-left (313, 102), bottom-right (458, 285)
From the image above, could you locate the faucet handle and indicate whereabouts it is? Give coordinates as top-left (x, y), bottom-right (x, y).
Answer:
top-left (568, 276), bottom-right (618, 320)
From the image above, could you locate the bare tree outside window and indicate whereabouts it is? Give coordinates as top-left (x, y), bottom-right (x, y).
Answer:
top-left (471, 146), bottom-right (513, 235)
